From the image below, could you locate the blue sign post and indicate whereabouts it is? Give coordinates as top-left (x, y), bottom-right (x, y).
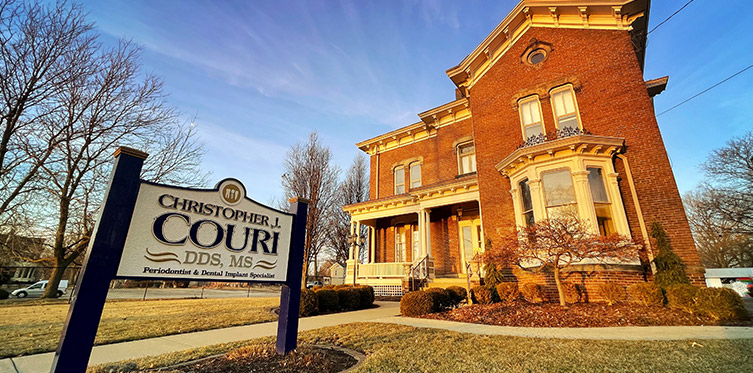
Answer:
top-left (50, 146), bottom-right (308, 372)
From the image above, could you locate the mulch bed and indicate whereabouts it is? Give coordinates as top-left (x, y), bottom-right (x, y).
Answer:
top-left (422, 301), bottom-right (753, 327)
top-left (165, 344), bottom-right (357, 373)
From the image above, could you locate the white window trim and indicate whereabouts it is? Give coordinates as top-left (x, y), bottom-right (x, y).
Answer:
top-left (549, 84), bottom-right (583, 131)
top-left (456, 141), bottom-right (477, 175)
top-left (518, 95), bottom-right (545, 141)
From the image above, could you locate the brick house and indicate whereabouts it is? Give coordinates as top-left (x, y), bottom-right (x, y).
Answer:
top-left (343, 0), bottom-right (704, 298)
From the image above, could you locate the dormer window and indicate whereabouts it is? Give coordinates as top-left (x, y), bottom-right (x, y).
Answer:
top-left (394, 166), bottom-right (405, 194)
top-left (518, 96), bottom-right (544, 141)
top-left (457, 142), bottom-right (476, 175)
top-left (409, 162), bottom-right (421, 189)
top-left (550, 85), bottom-right (580, 131)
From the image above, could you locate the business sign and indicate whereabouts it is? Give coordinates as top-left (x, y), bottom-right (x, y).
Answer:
top-left (116, 178), bottom-right (294, 282)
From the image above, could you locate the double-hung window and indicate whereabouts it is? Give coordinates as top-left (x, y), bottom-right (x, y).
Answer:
top-left (519, 179), bottom-right (535, 227)
top-left (458, 142), bottom-right (476, 174)
top-left (409, 162), bottom-right (421, 189)
top-left (542, 169), bottom-right (577, 219)
top-left (518, 96), bottom-right (544, 140)
top-left (395, 226), bottom-right (406, 262)
top-left (587, 167), bottom-right (615, 236)
top-left (394, 166), bottom-right (405, 194)
top-left (550, 85), bottom-right (580, 131)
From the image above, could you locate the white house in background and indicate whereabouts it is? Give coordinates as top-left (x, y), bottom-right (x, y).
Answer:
top-left (704, 268), bottom-right (753, 297)
top-left (324, 263), bottom-right (346, 285)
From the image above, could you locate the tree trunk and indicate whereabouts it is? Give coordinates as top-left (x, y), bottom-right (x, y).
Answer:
top-left (42, 265), bottom-right (67, 298)
top-left (553, 265), bottom-right (566, 306)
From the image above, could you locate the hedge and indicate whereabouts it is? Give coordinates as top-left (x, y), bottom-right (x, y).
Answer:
top-left (336, 287), bottom-right (361, 311)
top-left (424, 287), bottom-right (452, 310)
top-left (496, 283), bottom-right (519, 302)
top-left (627, 282), bottom-right (664, 306)
top-left (471, 285), bottom-right (493, 305)
top-left (299, 288), bottom-right (319, 316)
top-left (446, 285), bottom-right (468, 307)
top-left (693, 287), bottom-right (748, 321)
top-left (400, 291), bottom-right (435, 316)
top-left (598, 283), bottom-right (626, 306)
top-left (520, 283), bottom-right (544, 303)
top-left (314, 289), bottom-right (339, 313)
top-left (665, 284), bottom-right (699, 314)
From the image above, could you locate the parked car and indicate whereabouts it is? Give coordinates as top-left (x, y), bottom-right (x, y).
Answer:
top-left (305, 280), bottom-right (322, 289)
top-left (12, 280), bottom-right (68, 298)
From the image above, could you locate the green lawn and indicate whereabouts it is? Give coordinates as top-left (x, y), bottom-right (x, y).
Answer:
top-left (0, 297), bottom-right (279, 358)
top-left (91, 322), bottom-right (753, 373)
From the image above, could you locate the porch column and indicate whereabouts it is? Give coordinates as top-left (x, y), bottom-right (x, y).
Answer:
top-left (418, 210), bottom-right (426, 258)
top-left (369, 226), bottom-right (376, 263)
top-left (354, 221), bottom-right (362, 261)
top-left (424, 209), bottom-right (432, 257)
top-left (527, 178), bottom-right (547, 223)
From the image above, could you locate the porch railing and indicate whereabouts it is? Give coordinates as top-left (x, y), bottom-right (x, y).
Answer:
top-left (357, 262), bottom-right (410, 278)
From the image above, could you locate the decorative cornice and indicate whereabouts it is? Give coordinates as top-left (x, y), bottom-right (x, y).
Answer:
top-left (495, 134), bottom-right (625, 176)
top-left (445, 0), bottom-right (649, 90)
top-left (510, 76), bottom-right (582, 109)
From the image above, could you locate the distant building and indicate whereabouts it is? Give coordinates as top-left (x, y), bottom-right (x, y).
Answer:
top-left (0, 233), bottom-right (47, 284)
top-left (705, 268), bottom-right (752, 297)
top-left (322, 262), bottom-right (346, 285)
top-left (343, 0), bottom-right (704, 298)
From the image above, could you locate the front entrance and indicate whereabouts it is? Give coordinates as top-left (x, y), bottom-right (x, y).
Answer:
top-left (458, 217), bottom-right (483, 274)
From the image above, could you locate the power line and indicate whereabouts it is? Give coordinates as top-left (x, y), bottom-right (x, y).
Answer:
top-left (648, 0), bottom-right (695, 35)
top-left (656, 63), bottom-right (753, 117)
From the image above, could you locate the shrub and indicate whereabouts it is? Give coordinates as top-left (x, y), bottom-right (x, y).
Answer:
top-left (400, 291), bottom-right (435, 316)
top-left (334, 284), bottom-right (350, 290)
top-left (311, 285), bottom-right (322, 291)
top-left (483, 262), bottom-right (505, 288)
top-left (354, 285), bottom-right (374, 309)
top-left (299, 288), bottom-right (319, 317)
top-left (315, 289), bottom-right (339, 313)
top-left (650, 223), bottom-right (691, 288)
top-left (0, 288), bottom-right (8, 300)
top-left (520, 283), bottom-right (544, 303)
top-left (446, 286), bottom-right (468, 307)
top-left (562, 282), bottom-right (583, 304)
top-left (321, 285), bottom-right (335, 290)
top-left (471, 285), bottom-right (493, 305)
top-left (598, 283), bottom-right (626, 305)
top-left (425, 287), bottom-right (452, 310)
top-left (627, 282), bottom-right (664, 306)
top-left (336, 288), bottom-right (361, 311)
top-left (665, 284), bottom-right (699, 314)
top-left (496, 283), bottom-right (520, 302)
top-left (693, 287), bottom-right (748, 321)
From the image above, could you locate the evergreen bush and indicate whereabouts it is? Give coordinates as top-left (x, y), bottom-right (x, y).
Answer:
top-left (299, 288), bottom-right (319, 317)
top-left (354, 285), bottom-right (374, 309)
top-left (471, 285), bottom-right (494, 304)
top-left (562, 282), bottom-right (583, 304)
top-left (446, 285), bottom-right (468, 307)
top-left (693, 287), bottom-right (748, 321)
top-left (400, 291), bottom-right (435, 316)
top-left (336, 287), bottom-right (360, 311)
top-left (665, 284), bottom-right (699, 314)
top-left (424, 287), bottom-right (452, 310)
top-left (598, 283), bottom-right (626, 305)
top-left (650, 223), bottom-right (691, 288)
top-left (627, 282), bottom-right (664, 306)
top-left (520, 283), bottom-right (545, 303)
top-left (483, 262), bottom-right (505, 288)
top-left (314, 289), bottom-right (339, 313)
top-left (496, 282), bottom-right (520, 302)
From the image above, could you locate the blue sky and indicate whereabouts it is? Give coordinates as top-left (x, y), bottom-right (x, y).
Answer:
top-left (81, 0), bottom-right (752, 201)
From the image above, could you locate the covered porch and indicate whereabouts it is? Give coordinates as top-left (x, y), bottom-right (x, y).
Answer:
top-left (343, 176), bottom-right (483, 295)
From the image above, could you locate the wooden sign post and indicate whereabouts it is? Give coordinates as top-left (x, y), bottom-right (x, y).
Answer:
top-left (50, 146), bottom-right (308, 372)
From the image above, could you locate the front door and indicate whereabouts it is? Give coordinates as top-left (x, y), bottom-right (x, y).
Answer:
top-left (458, 218), bottom-right (483, 274)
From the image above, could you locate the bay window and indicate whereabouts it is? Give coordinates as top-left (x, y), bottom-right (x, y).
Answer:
top-left (542, 169), bottom-right (577, 219)
top-left (588, 167), bottom-right (615, 236)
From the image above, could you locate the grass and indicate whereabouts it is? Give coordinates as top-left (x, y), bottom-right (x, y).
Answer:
top-left (0, 297), bottom-right (279, 358)
top-left (91, 322), bottom-right (753, 373)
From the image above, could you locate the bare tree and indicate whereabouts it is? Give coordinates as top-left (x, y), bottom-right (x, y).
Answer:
top-left (0, 0), bottom-right (95, 220)
top-left (281, 132), bottom-right (340, 285)
top-left (684, 189), bottom-right (753, 268)
top-left (484, 217), bottom-right (639, 306)
top-left (700, 131), bottom-right (753, 235)
top-left (326, 154), bottom-right (369, 266)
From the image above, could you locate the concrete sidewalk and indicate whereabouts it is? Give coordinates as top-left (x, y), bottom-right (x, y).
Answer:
top-left (0, 301), bottom-right (401, 373)
top-left (374, 316), bottom-right (753, 341)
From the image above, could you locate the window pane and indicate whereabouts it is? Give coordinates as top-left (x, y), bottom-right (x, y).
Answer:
top-left (470, 155), bottom-right (476, 172)
top-left (558, 115), bottom-right (579, 130)
top-left (587, 167), bottom-right (609, 203)
top-left (595, 204), bottom-right (615, 236)
top-left (394, 167), bottom-right (404, 194)
top-left (542, 170), bottom-right (576, 207)
top-left (521, 101), bottom-right (532, 124)
top-left (459, 143), bottom-right (474, 155)
top-left (525, 123), bottom-right (543, 138)
top-left (410, 163), bottom-right (421, 188)
top-left (462, 226), bottom-right (474, 262)
top-left (519, 179), bottom-right (533, 212)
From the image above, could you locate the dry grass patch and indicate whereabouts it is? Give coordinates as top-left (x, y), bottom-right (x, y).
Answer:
top-left (0, 297), bottom-right (278, 358)
top-left (92, 322), bottom-right (753, 373)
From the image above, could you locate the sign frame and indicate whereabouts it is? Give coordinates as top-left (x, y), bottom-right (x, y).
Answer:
top-left (50, 147), bottom-right (308, 373)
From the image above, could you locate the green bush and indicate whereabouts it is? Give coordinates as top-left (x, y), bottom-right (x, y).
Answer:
top-left (446, 285), bottom-right (468, 307)
top-left (562, 282), bottom-right (583, 304)
top-left (471, 285), bottom-right (493, 305)
top-left (0, 288), bottom-right (9, 300)
top-left (400, 291), bottom-right (435, 316)
top-left (336, 288), bottom-right (361, 311)
top-left (354, 285), bottom-right (374, 309)
top-left (693, 287), bottom-right (748, 321)
top-left (425, 287), bottom-right (452, 310)
top-left (598, 283), bottom-right (626, 305)
top-left (314, 289), bottom-right (339, 313)
top-left (496, 282), bottom-right (520, 302)
top-left (520, 283), bottom-right (544, 303)
top-left (650, 223), bottom-right (691, 288)
top-left (627, 282), bottom-right (664, 306)
top-left (299, 288), bottom-right (319, 317)
top-left (483, 262), bottom-right (505, 288)
top-left (665, 284), bottom-right (699, 314)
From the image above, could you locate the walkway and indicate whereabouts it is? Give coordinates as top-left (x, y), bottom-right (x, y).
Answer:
top-left (3, 301), bottom-right (753, 373)
top-left (373, 316), bottom-right (753, 341)
top-left (0, 302), bottom-right (401, 373)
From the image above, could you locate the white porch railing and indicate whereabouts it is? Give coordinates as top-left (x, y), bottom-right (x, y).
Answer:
top-left (357, 262), bottom-right (410, 278)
